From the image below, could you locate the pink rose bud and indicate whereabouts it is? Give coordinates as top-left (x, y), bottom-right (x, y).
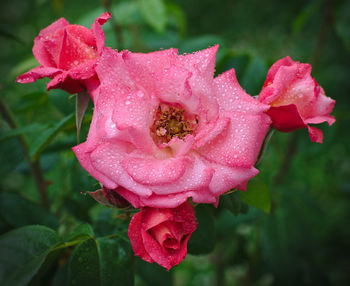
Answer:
top-left (73, 46), bottom-right (271, 208)
top-left (258, 56), bottom-right (335, 143)
top-left (128, 201), bottom-right (197, 270)
top-left (16, 12), bottom-right (111, 95)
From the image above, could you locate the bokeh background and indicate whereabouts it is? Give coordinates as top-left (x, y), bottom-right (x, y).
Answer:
top-left (0, 0), bottom-right (349, 285)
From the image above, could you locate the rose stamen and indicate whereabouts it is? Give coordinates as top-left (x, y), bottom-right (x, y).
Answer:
top-left (151, 105), bottom-right (198, 144)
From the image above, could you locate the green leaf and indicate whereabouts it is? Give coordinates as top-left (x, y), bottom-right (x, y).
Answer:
top-left (241, 175), bottom-right (271, 213)
top-left (241, 57), bottom-right (268, 95)
top-left (0, 27), bottom-right (26, 45)
top-left (51, 263), bottom-right (69, 286)
top-left (0, 123), bottom-right (45, 142)
top-left (138, 0), bottom-right (167, 33)
top-left (0, 225), bottom-right (61, 286)
top-left (188, 205), bottom-right (215, 255)
top-left (68, 237), bottom-right (134, 286)
top-left (220, 191), bottom-right (249, 216)
top-left (64, 223), bottom-right (94, 242)
top-left (0, 192), bottom-right (59, 229)
top-left (113, 1), bottom-right (143, 26)
top-left (335, 0), bottom-right (350, 51)
top-left (292, 0), bottom-right (323, 36)
top-left (136, 257), bottom-right (172, 286)
top-left (166, 2), bottom-right (186, 37)
top-left (75, 92), bottom-right (90, 144)
top-left (29, 113), bottom-right (74, 160)
top-left (10, 57), bottom-right (38, 79)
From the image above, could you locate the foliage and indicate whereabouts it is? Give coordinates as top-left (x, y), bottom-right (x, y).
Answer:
top-left (0, 0), bottom-right (349, 285)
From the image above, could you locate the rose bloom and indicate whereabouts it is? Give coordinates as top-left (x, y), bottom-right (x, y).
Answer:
top-left (16, 13), bottom-right (111, 95)
top-left (128, 201), bottom-right (197, 270)
top-left (258, 56), bottom-right (335, 143)
top-left (73, 46), bottom-right (271, 208)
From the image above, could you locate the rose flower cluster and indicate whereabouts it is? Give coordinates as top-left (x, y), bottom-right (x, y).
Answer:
top-left (17, 13), bottom-right (335, 270)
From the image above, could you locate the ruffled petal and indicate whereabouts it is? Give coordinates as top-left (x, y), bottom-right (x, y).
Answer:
top-left (58, 26), bottom-right (98, 70)
top-left (89, 142), bottom-right (153, 197)
top-left (128, 212), bottom-right (154, 263)
top-left (72, 142), bottom-right (119, 189)
top-left (111, 89), bottom-right (156, 153)
top-left (90, 12), bottom-right (111, 54)
top-left (96, 48), bottom-right (135, 88)
top-left (266, 104), bottom-right (306, 132)
top-left (121, 154), bottom-right (189, 185)
top-left (307, 125), bottom-right (323, 143)
top-left (33, 18), bottom-right (69, 67)
top-left (197, 111), bottom-right (271, 168)
top-left (142, 208), bottom-right (173, 230)
top-left (155, 64), bottom-right (200, 113)
top-left (16, 66), bottom-right (61, 83)
top-left (213, 68), bottom-right (269, 114)
top-left (178, 45), bottom-right (218, 79)
top-left (207, 162), bottom-right (259, 195)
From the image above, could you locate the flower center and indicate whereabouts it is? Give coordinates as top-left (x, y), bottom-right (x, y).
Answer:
top-left (151, 105), bottom-right (198, 144)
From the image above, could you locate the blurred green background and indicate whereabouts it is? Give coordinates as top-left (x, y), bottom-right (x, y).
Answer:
top-left (0, 0), bottom-right (349, 285)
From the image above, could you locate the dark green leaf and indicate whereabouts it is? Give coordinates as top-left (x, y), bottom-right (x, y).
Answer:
top-left (188, 205), bottom-right (215, 255)
top-left (220, 190), bottom-right (249, 216)
top-left (0, 192), bottom-right (59, 229)
top-left (0, 225), bottom-right (61, 286)
top-left (0, 27), bottom-right (26, 45)
top-left (10, 58), bottom-right (39, 80)
top-left (51, 263), bottom-right (69, 286)
top-left (75, 92), bottom-right (90, 144)
top-left (241, 175), bottom-right (271, 213)
top-left (29, 113), bottom-right (74, 160)
top-left (166, 2), bottom-right (186, 37)
top-left (68, 237), bottom-right (134, 286)
top-left (0, 123), bottom-right (45, 142)
top-left (335, 0), bottom-right (350, 51)
top-left (241, 57), bottom-right (267, 95)
top-left (113, 2), bottom-right (143, 26)
top-left (292, 0), bottom-right (323, 35)
top-left (138, 0), bottom-right (167, 33)
top-left (65, 223), bottom-right (94, 242)
top-left (136, 257), bottom-right (172, 286)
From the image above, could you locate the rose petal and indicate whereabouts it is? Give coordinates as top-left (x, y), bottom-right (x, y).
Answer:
top-left (128, 211), bottom-right (154, 263)
top-left (16, 66), bottom-right (61, 83)
top-left (33, 18), bottom-right (69, 67)
top-left (91, 12), bottom-right (111, 54)
top-left (197, 111), bottom-right (271, 168)
top-left (121, 154), bottom-right (189, 186)
top-left (266, 104), bottom-right (306, 132)
top-left (213, 68), bottom-right (269, 114)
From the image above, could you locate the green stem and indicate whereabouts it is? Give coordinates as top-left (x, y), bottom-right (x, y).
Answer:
top-left (52, 239), bottom-right (85, 251)
top-left (256, 128), bottom-right (275, 166)
top-left (0, 95), bottom-right (49, 208)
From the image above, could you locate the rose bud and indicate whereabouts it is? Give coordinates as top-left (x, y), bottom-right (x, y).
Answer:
top-left (16, 12), bottom-right (111, 96)
top-left (128, 201), bottom-right (197, 270)
top-left (258, 56), bottom-right (335, 143)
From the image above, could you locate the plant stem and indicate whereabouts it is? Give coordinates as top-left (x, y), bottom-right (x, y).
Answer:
top-left (256, 128), bottom-right (274, 166)
top-left (274, 132), bottom-right (298, 186)
top-left (0, 95), bottom-right (49, 208)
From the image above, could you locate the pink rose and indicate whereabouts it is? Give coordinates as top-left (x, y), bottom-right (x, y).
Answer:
top-left (258, 56), bottom-right (335, 143)
top-left (73, 46), bottom-right (271, 208)
top-left (16, 13), bottom-right (111, 95)
top-left (128, 201), bottom-right (197, 270)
